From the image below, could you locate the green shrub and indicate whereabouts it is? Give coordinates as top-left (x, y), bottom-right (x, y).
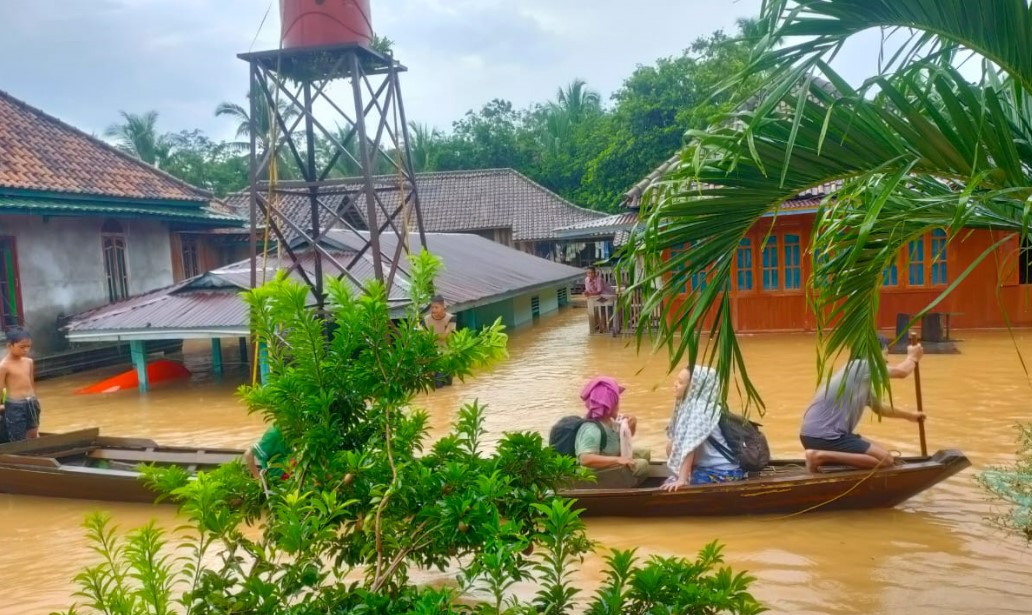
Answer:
top-left (979, 423), bottom-right (1032, 542)
top-left (58, 251), bottom-right (763, 615)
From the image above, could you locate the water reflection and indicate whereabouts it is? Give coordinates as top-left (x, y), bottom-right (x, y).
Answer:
top-left (1, 308), bottom-right (1030, 614)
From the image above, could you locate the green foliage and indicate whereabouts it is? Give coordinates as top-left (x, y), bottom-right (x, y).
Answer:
top-left (979, 423), bottom-right (1032, 542)
top-left (426, 24), bottom-right (760, 212)
top-left (161, 130), bottom-right (249, 196)
top-left (61, 254), bottom-right (761, 614)
top-left (104, 110), bottom-right (170, 168)
top-left (586, 542), bottom-right (764, 615)
top-left (108, 22), bottom-right (758, 216)
top-left (625, 0), bottom-right (1032, 409)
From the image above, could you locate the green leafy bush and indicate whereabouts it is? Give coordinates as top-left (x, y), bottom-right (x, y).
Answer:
top-left (58, 250), bottom-right (763, 614)
top-left (979, 423), bottom-right (1032, 542)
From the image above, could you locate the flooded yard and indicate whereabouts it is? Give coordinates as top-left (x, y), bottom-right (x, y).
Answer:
top-left (1, 307), bottom-right (1030, 614)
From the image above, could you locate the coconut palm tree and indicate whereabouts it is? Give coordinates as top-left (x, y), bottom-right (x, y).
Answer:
top-left (553, 79), bottom-right (601, 123)
top-left (407, 122), bottom-right (443, 172)
top-left (215, 91), bottom-right (300, 154)
top-left (540, 79), bottom-right (601, 157)
top-left (627, 0), bottom-right (1032, 408)
top-left (104, 111), bottom-right (170, 167)
top-left (216, 91), bottom-right (303, 180)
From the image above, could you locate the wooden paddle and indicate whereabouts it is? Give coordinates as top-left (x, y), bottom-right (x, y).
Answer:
top-left (909, 331), bottom-right (928, 457)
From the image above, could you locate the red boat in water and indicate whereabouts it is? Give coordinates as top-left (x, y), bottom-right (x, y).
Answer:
top-left (76, 360), bottom-right (192, 394)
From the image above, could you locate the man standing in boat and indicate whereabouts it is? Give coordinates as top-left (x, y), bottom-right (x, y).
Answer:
top-left (801, 337), bottom-right (925, 473)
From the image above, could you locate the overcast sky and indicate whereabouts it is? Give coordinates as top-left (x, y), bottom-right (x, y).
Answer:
top-left (0, 0), bottom-right (889, 142)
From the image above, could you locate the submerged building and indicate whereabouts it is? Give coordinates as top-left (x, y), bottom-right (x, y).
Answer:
top-left (63, 230), bottom-right (583, 390)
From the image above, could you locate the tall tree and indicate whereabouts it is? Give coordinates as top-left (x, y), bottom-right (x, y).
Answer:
top-left (104, 110), bottom-right (169, 167)
top-left (626, 0), bottom-right (1032, 409)
top-left (437, 99), bottom-right (536, 171)
top-left (214, 92), bottom-right (299, 154)
top-left (578, 21), bottom-right (762, 210)
top-left (161, 130), bottom-right (249, 196)
top-left (552, 79), bottom-right (601, 124)
top-left (407, 122), bottom-right (444, 172)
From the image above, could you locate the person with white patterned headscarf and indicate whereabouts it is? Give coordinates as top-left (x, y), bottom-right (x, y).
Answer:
top-left (662, 365), bottom-right (744, 491)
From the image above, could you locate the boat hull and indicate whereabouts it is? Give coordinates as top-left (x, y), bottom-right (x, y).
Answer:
top-left (560, 449), bottom-right (971, 517)
top-left (0, 432), bottom-right (970, 516)
top-left (0, 429), bottom-right (241, 505)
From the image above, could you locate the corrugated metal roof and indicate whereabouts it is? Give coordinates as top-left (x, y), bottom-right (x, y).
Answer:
top-left (554, 212), bottom-right (639, 238)
top-left (64, 231), bottom-right (583, 339)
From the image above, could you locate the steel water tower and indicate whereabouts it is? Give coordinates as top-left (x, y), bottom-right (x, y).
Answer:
top-left (240, 0), bottom-right (427, 308)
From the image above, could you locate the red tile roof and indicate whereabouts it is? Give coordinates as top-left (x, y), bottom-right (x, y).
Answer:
top-left (0, 89), bottom-right (211, 202)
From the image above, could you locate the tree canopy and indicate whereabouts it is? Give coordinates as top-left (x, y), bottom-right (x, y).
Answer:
top-left (103, 22), bottom-right (758, 205)
top-left (624, 0), bottom-right (1032, 410)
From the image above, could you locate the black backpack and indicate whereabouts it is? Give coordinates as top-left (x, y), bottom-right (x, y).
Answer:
top-left (707, 414), bottom-right (771, 472)
top-left (549, 416), bottom-right (607, 457)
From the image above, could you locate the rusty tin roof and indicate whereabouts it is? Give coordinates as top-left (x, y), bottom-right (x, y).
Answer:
top-left (64, 231), bottom-right (583, 341)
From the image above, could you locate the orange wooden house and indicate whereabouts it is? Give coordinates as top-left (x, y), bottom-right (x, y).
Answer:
top-left (616, 159), bottom-right (1032, 334)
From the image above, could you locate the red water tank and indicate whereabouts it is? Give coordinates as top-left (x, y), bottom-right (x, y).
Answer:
top-left (280, 0), bottom-right (373, 49)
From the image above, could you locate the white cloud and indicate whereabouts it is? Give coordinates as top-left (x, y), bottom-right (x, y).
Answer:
top-left (0, 0), bottom-right (890, 142)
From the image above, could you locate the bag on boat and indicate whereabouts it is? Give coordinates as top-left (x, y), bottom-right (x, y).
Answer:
top-left (548, 416), bottom-right (607, 457)
top-left (708, 414), bottom-right (771, 472)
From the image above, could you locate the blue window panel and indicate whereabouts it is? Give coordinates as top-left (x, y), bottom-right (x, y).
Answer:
top-left (882, 263), bottom-right (898, 286)
top-left (691, 271), bottom-right (708, 291)
top-left (736, 238), bottom-right (753, 290)
top-left (931, 229), bottom-right (947, 285)
top-left (908, 237), bottom-right (925, 285)
top-left (670, 243), bottom-right (688, 293)
top-left (762, 238), bottom-right (779, 290)
top-left (784, 234), bottom-right (801, 289)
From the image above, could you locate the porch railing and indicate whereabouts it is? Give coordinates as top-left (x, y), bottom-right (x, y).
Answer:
top-left (587, 267), bottom-right (661, 335)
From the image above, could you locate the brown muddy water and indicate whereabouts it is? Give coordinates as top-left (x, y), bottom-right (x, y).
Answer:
top-left (2, 308), bottom-right (1030, 614)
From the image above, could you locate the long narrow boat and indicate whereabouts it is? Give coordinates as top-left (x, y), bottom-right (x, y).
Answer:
top-left (559, 450), bottom-right (970, 517)
top-left (0, 431), bottom-right (970, 516)
top-left (0, 429), bottom-right (240, 504)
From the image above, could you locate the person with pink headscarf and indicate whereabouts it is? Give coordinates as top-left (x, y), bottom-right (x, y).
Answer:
top-left (571, 376), bottom-right (651, 489)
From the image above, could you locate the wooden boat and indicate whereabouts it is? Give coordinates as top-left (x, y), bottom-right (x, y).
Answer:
top-left (0, 428), bottom-right (240, 504)
top-left (559, 449), bottom-right (970, 517)
top-left (0, 430), bottom-right (970, 517)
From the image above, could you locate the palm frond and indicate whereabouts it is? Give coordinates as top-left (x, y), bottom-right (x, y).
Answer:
top-left (627, 55), bottom-right (1032, 408)
top-left (756, 0), bottom-right (1032, 92)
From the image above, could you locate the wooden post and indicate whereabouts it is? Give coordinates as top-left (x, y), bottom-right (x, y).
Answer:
top-left (238, 337), bottom-right (249, 365)
top-left (130, 340), bottom-right (149, 393)
top-left (211, 338), bottom-right (223, 376)
top-left (909, 331), bottom-right (927, 457)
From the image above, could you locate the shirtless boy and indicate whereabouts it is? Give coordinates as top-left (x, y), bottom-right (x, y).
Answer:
top-left (0, 328), bottom-right (41, 441)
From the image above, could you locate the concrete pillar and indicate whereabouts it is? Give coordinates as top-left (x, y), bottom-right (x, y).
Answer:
top-left (130, 340), bottom-right (148, 393)
top-left (258, 341), bottom-right (270, 385)
top-left (211, 338), bottom-right (223, 376)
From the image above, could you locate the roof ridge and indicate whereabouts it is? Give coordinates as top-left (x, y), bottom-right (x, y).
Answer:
top-left (0, 88), bottom-right (213, 202)
top-left (503, 168), bottom-right (606, 218)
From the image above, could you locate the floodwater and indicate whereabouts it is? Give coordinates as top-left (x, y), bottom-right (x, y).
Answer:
top-left (2, 308), bottom-right (1031, 614)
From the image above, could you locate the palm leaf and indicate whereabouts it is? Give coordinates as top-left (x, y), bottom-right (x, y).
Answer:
top-left (627, 49), bottom-right (1032, 409)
